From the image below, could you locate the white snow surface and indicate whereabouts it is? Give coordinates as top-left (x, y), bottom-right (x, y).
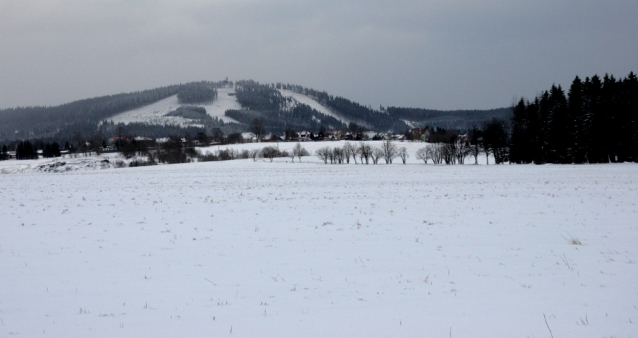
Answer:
top-left (107, 87), bottom-right (348, 128)
top-left (1, 157), bottom-right (637, 337)
top-left (198, 87), bottom-right (242, 123)
top-left (278, 89), bottom-right (351, 125)
top-left (108, 87), bottom-right (241, 127)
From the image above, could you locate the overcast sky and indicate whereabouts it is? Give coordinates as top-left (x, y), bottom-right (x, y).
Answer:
top-left (1, 0), bottom-right (637, 110)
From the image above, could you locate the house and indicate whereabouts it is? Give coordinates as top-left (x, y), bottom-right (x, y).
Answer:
top-left (108, 135), bottom-right (132, 145)
top-left (261, 134), bottom-right (282, 143)
top-left (363, 131), bottom-right (378, 140)
top-left (134, 136), bottom-right (153, 142)
top-left (297, 131), bottom-right (314, 141)
top-left (408, 128), bottom-right (431, 142)
top-left (325, 130), bottom-right (342, 140)
top-left (241, 132), bottom-right (257, 143)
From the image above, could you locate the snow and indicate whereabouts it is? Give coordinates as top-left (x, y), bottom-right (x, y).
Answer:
top-left (107, 87), bottom-right (241, 127)
top-left (278, 89), bottom-right (352, 125)
top-left (107, 95), bottom-right (197, 127)
top-left (0, 153), bottom-right (125, 174)
top-left (106, 87), bottom-right (351, 128)
top-left (198, 87), bottom-right (242, 123)
top-left (1, 156), bottom-right (637, 337)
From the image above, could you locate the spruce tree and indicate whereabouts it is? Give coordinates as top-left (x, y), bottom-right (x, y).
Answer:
top-left (586, 75), bottom-right (606, 162)
top-left (546, 85), bottom-right (569, 163)
top-left (509, 98), bottom-right (528, 163)
top-left (567, 76), bottom-right (586, 163)
top-left (623, 72), bottom-right (638, 161)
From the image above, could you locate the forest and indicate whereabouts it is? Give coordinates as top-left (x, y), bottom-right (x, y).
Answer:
top-left (385, 107), bottom-right (511, 130)
top-left (509, 72), bottom-right (638, 164)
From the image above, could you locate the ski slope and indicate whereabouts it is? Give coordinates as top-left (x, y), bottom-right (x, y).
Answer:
top-left (104, 87), bottom-right (351, 129)
top-left (108, 87), bottom-right (241, 127)
top-left (199, 87), bottom-right (242, 123)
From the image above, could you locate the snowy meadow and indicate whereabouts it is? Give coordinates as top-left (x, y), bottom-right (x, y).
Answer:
top-left (1, 159), bottom-right (637, 337)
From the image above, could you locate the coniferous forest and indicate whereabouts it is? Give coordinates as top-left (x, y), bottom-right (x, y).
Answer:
top-left (509, 72), bottom-right (638, 164)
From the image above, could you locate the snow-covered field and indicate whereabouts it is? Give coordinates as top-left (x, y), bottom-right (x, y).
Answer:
top-left (1, 159), bottom-right (637, 337)
top-left (108, 87), bottom-right (240, 127)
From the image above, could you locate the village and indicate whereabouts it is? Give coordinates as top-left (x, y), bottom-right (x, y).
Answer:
top-left (0, 127), bottom-right (437, 160)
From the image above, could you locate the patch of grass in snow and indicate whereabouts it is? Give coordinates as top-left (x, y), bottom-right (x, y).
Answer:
top-left (562, 233), bottom-right (583, 245)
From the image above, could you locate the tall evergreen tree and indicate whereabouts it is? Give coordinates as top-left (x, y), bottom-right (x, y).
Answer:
top-left (525, 98), bottom-right (542, 164)
top-left (509, 98), bottom-right (529, 163)
top-left (535, 91), bottom-right (551, 164)
top-left (546, 85), bottom-right (569, 163)
top-left (567, 76), bottom-right (587, 163)
top-left (585, 75), bottom-right (605, 162)
top-left (621, 72), bottom-right (638, 161)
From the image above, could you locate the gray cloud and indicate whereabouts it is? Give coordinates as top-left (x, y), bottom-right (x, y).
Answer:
top-left (1, 0), bottom-right (637, 110)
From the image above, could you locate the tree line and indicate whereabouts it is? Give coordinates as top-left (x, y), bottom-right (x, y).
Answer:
top-left (385, 107), bottom-right (511, 130)
top-left (510, 72), bottom-right (638, 164)
top-left (177, 82), bottom-right (218, 104)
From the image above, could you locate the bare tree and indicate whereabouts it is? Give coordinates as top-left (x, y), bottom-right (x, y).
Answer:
top-left (455, 140), bottom-right (472, 164)
top-left (441, 141), bottom-right (456, 165)
top-left (333, 147), bottom-right (344, 164)
top-left (398, 147), bottom-right (409, 164)
top-left (357, 142), bottom-right (372, 164)
top-left (342, 142), bottom-right (356, 164)
top-left (429, 144), bottom-right (444, 164)
top-left (315, 147), bottom-right (331, 164)
top-left (469, 126), bottom-right (482, 165)
top-left (261, 146), bottom-right (279, 162)
top-left (292, 142), bottom-right (308, 162)
top-left (249, 148), bottom-right (259, 161)
top-left (289, 147), bottom-right (296, 162)
top-left (416, 146), bottom-right (429, 164)
top-left (381, 140), bottom-right (398, 164)
top-left (371, 147), bottom-right (383, 164)
top-left (328, 148), bottom-right (335, 164)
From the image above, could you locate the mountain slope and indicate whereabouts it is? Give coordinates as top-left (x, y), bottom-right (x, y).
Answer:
top-left (109, 86), bottom-right (241, 127)
top-left (0, 79), bottom-right (512, 143)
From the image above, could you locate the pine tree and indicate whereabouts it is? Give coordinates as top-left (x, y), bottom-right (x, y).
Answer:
top-left (623, 72), bottom-right (638, 161)
top-left (546, 85), bottom-right (569, 163)
top-left (567, 76), bottom-right (586, 163)
top-left (585, 75), bottom-right (606, 162)
top-left (509, 98), bottom-right (529, 163)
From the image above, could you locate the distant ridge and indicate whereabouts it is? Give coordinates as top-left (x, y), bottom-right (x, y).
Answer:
top-left (0, 79), bottom-right (510, 143)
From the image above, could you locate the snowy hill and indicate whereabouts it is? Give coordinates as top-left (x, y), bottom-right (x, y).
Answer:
top-left (0, 79), bottom-right (513, 143)
top-left (108, 86), bottom-right (241, 127)
top-left (278, 89), bottom-right (353, 125)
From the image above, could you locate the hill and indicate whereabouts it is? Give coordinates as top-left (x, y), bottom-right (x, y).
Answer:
top-left (0, 79), bottom-right (511, 143)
